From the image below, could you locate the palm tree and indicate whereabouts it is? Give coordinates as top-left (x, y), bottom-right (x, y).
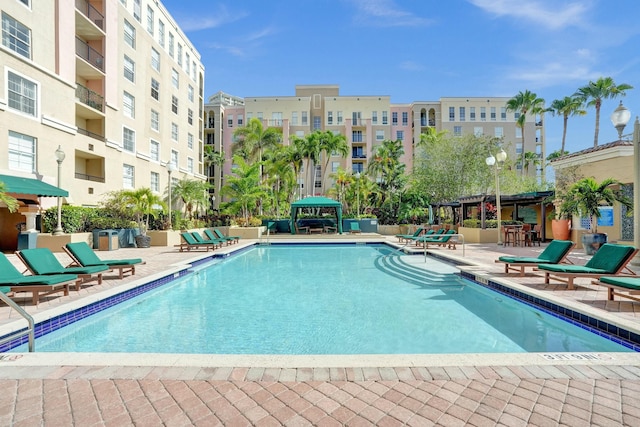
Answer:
top-left (122, 187), bottom-right (166, 236)
top-left (283, 136), bottom-right (305, 200)
top-left (170, 178), bottom-right (211, 220)
top-left (318, 130), bottom-right (348, 194)
top-left (263, 145), bottom-right (296, 217)
top-left (367, 139), bottom-right (406, 206)
top-left (220, 155), bottom-right (266, 224)
top-left (506, 90), bottom-right (546, 174)
top-left (299, 131), bottom-right (322, 196)
top-left (0, 181), bottom-right (19, 212)
top-left (521, 151), bottom-right (541, 175)
top-left (574, 77), bottom-right (634, 147)
top-left (232, 117), bottom-right (282, 163)
top-left (547, 96), bottom-right (587, 153)
top-left (202, 145), bottom-right (225, 208)
top-left (416, 127), bottom-right (448, 148)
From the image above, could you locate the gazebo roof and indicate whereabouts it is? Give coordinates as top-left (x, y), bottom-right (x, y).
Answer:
top-left (291, 197), bottom-right (341, 208)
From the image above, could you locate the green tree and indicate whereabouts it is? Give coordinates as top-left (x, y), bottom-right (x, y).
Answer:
top-left (232, 117), bottom-right (282, 170)
top-left (299, 131), bottom-right (322, 196)
top-left (547, 96), bottom-right (587, 153)
top-left (0, 181), bottom-right (19, 212)
top-left (574, 77), bottom-right (634, 147)
top-left (317, 130), bottom-right (348, 194)
top-left (220, 155), bottom-right (266, 223)
top-left (170, 178), bottom-right (211, 220)
top-left (283, 136), bottom-right (305, 200)
top-left (521, 151), bottom-right (541, 176)
top-left (203, 145), bottom-right (225, 207)
top-left (122, 187), bottom-right (166, 235)
top-left (506, 90), bottom-right (546, 174)
top-left (263, 145), bottom-right (296, 218)
top-left (367, 139), bottom-right (406, 208)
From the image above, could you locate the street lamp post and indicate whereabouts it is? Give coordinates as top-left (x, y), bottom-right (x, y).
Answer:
top-left (166, 162), bottom-right (175, 230)
top-left (355, 171), bottom-right (360, 219)
top-left (486, 148), bottom-right (507, 245)
top-left (610, 102), bottom-right (639, 264)
top-left (53, 145), bottom-right (65, 235)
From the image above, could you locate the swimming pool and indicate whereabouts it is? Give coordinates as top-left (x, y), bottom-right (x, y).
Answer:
top-left (14, 244), bottom-right (633, 354)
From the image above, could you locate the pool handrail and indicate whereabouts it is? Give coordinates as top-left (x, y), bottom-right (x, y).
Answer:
top-left (0, 290), bottom-right (35, 352)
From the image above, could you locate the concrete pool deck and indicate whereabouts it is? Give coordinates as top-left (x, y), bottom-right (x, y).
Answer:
top-left (1, 236), bottom-right (639, 425)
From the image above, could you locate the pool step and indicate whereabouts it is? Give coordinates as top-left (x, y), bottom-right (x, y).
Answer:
top-left (374, 255), bottom-right (465, 289)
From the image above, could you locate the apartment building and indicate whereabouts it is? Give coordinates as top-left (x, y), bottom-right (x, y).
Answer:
top-left (0, 0), bottom-right (204, 244)
top-left (204, 85), bottom-right (545, 201)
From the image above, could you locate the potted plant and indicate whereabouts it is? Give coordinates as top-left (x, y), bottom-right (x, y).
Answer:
top-left (560, 177), bottom-right (632, 255)
top-left (123, 188), bottom-right (166, 248)
top-left (549, 166), bottom-right (582, 241)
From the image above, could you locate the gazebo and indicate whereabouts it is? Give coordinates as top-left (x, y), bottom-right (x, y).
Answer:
top-left (290, 197), bottom-right (343, 234)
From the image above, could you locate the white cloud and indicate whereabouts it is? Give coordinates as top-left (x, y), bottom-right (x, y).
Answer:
top-left (205, 26), bottom-right (278, 58)
top-left (468, 0), bottom-right (591, 30)
top-left (399, 61), bottom-right (425, 71)
top-left (174, 4), bottom-right (248, 32)
top-left (348, 0), bottom-right (432, 27)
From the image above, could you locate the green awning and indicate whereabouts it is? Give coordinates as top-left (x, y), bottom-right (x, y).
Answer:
top-left (290, 197), bottom-right (343, 234)
top-left (0, 174), bottom-right (68, 197)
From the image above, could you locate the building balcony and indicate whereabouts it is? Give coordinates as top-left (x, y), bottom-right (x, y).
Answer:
top-left (77, 127), bottom-right (105, 142)
top-left (76, 37), bottom-right (104, 78)
top-left (76, 83), bottom-right (104, 118)
top-left (351, 154), bottom-right (367, 159)
top-left (75, 0), bottom-right (104, 38)
top-left (75, 172), bottom-right (105, 183)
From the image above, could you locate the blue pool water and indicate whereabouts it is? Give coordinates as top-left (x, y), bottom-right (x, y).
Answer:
top-left (20, 244), bottom-right (632, 354)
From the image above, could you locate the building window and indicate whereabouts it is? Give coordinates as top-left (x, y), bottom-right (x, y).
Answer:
top-left (501, 107), bottom-right (507, 121)
top-left (459, 107), bottom-right (465, 122)
top-left (470, 107), bottom-right (476, 121)
top-left (18, 0), bottom-right (31, 6)
top-left (7, 71), bottom-right (37, 117)
top-left (451, 126), bottom-right (461, 136)
top-left (449, 107), bottom-right (455, 121)
top-left (123, 164), bottom-right (134, 188)
top-left (123, 19), bottom-right (135, 48)
top-left (150, 171), bottom-right (159, 192)
top-left (151, 78), bottom-right (159, 101)
top-left (188, 109), bottom-right (193, 125)
top-left (480, 107), bottom-right (486, 121)
top-left (185, 53), bottom-right (190, 75)
top-left (133, 0), bottom-right (141, 21)
top-left (150, 109), bottom-right (159, 131)
top-left (392, 112), bottom-right (398, 125)
top-left (291, 112), bottom-right (298, 125)
top-left (2, 13), bottom-right (31, 59)
top-left (191, 61), bottom-right (196, 81)
top-left (372, 111), bottom-right (377, 124)
top-left (327, 111), bottom-right (333, 125)
top-left (168, 32), bottom-right (174, 57)
top-left (352, 131), bottom-right (363, 142)
top-left (123, 127), bottom-right (135, 152)
top-left (171, 69), bottom-right (179, 88)
top-left (187, 157), bottom-right (193, 173)
top-left (474, 127), bottom-right (483, 136)
top-left (8, 131), bottom-right (35, 172)
top-left (302, 111), bottom-right (308, 125)
top-left (396, 130), bottom-right (404, 141)
top-left (237, 114), bottom-right (243, 126)
top-left (177, 43), bottom-right (182, 66)
top-left (171, 150), bottom-right (178, 167)
top-left (171, 123), bottom-right (178, 141)
top-left (150, 140), bottom-right (159, 161)
top-left (171, 95), bottom-right (178, 114)
top-left (382, 111), bottom-right (388, 125)
top-left (376, 130), bottom-right (384, 141)
top-left (146, 5), bottom-right (154, 34)
top-left (227, 115), bottom-right (234, 127)
top-left (158, 20), bottom-right (164, 47)
top-left (337, 111), bottom-right (343, 125)
top-left (150, 48), bottom-right (160, 72)
top-left (491, 107), bottom-right (496, 121)
top-left (514, 112), bottom-right (521, 120)
top-left (332, 161), bottom-right (339, 173)
top-left (313, 116), bottom-right (321, 130)
top-left (123, 92), bottom-right (135, 118)
top-left (495, 127), bottom-right (504, 138)
top-left (188, 85), bottom-right (194, 102)
top-left (402, 112), bottom-right (408, 126)
top-left (124, 55), bottom-right (135, 81)
top-left (516, 127), bottom-right (522, 138)
top-left (188, 133), bottom-right (193, 149)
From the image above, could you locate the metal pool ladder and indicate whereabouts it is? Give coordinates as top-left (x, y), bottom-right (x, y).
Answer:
top-left (0, 291), bottom-right (35, 352)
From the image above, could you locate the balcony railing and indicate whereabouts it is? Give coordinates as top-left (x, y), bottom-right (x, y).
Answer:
top-left (76, 37), bottom-right (104, 71)
top-left (75, 0), bottom-right (104, 30)
top-left (77, 127), bottom-right (105, 141)
top-left (76, 83), bottom-right (104, 112)
top-left (75, 172), bottom-right (105, 183)
top-left (352, 154), bottom-right (367, 159)
top-left (420, 119), bottom-right (436, 126)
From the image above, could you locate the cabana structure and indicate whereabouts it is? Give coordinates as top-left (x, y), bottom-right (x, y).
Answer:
top-left (290, 197), bottom-right (343, 234)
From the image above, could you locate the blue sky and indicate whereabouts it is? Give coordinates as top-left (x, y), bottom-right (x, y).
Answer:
top-left (163, 0), bottom-right (640, 155)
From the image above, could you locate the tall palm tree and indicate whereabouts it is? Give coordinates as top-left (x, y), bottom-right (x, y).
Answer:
top-left (299, 131), bottom-right (322, 196)
top-left (123, 187), bottom-right (166, 235)
top-left (220, 155), bottom-right (266, 223)
top-left (283, 136), bottom-right (305, 200)
top-left (318, 130), bottom-right (348, 195)
top-left (170, 178), bottom-right (211, 220)
top-left (574, 77), bottom-right (634, 147)
top-left (547, 96), bottom-right (587, 153)
top-left (232, 117), bottom-right (282, 169)
top-left (416, 127), bottom-right (448, 148)
top-left (506, 90), bottom-right (545, 175)
top-left (263, 145), bottom-right (296, 217)
top-left (521, 151), bottom-right (541, 175)
top-left (202, 145), bottom-right (225, 208)
top-left (367, 139), bottom-right (406, 206)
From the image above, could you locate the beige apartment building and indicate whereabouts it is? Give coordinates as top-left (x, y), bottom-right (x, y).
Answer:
top-left (204, 85), bottom-right (546, 204)
top-left (0, 0), bottom-right (204, 249)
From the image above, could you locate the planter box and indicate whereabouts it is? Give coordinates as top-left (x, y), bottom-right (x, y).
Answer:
top-left (226, 226), bottom-right (265, 239)
top-left (377, 225), bottom-right (402, 236)
top-left (37, 232), bottom-right (92, 253)
top-left (457, 227), bottom-right (498, 243)
top-left (342, 219), bottom-right (378, 233)
top-left (147, 230), bottom-right (182, 247)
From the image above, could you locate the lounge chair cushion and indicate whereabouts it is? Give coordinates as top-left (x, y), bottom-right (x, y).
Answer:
top-left (0, 253), bottom-right (78, 285)
top-left (599, 276), bottom-right (640, 291)
top-left (536, 264), bottom-right (607, 274)
top-left (584, 244), bottom-right (636, 272)
top-left (18, 248), bottom-right (108, 275)
top-left (498, 256), bottom-right (554, 264)
top-left (498, 240), bottom-right (574, 264)
top-left (65, 242), bottom-right (142, 267)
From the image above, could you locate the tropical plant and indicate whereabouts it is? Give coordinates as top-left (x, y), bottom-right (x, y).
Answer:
top-left (367, 139), bottom-right (406, 207)
top-left (169, 178), bottom-right (211, 220)
top-left (263, 145), bottom-right (296, 218)
top-left (122, 188), bottom-right (166, 235)
top-left (547, 96), bottom-right (587, 153)
top-left (220, 155), bottom-right (266, 224)
top-left (232, 117), bottom-right (282, 165)
top-left (560, 177), bottom-right (632, 233)
top-left (317, 130), bottom-right (348, 194)
top-left (0, 181), bottom-right (19, 212)
top-left (284, 136), bottom-right (305, 200)
top-left (574, 77), bottom-right (634, 147)
top-left (203, 145), bottom-right (225, 206)
top-left (505, 90), bottom-right (546, 174)
top-left (521, 151), bottom-right (541, 175)
top-left (299, 131), bottom-right (322, 196)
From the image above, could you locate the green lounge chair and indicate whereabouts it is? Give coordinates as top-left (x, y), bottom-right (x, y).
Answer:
top-left (0, 253), bottom-right (78, 304)
top-left (495, 240), bottom-right (575, 276)
top-left (535, 243), bottom-right (638, 290)
top-left (63, 242), bottom-right (144, 279)
top-left (592, 276), bottom-right (640, 303)
top-left (416, 229), bottom-right (456, 249)
top-left (176, 232), bottom-right (218, 251)
top-left (16, 248), bottom-right (108, 287)
top-left (349, 222), bottom-right (361, 234)
top-left (395, 227), bottom-right (427, 243)
top-left (191, 232), bottom-right (224, 248)
top-left (211, 228), bottom-right (240, 244)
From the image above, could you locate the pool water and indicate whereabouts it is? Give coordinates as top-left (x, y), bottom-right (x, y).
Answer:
top-left (21, 245), bottom-right (632, 354)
